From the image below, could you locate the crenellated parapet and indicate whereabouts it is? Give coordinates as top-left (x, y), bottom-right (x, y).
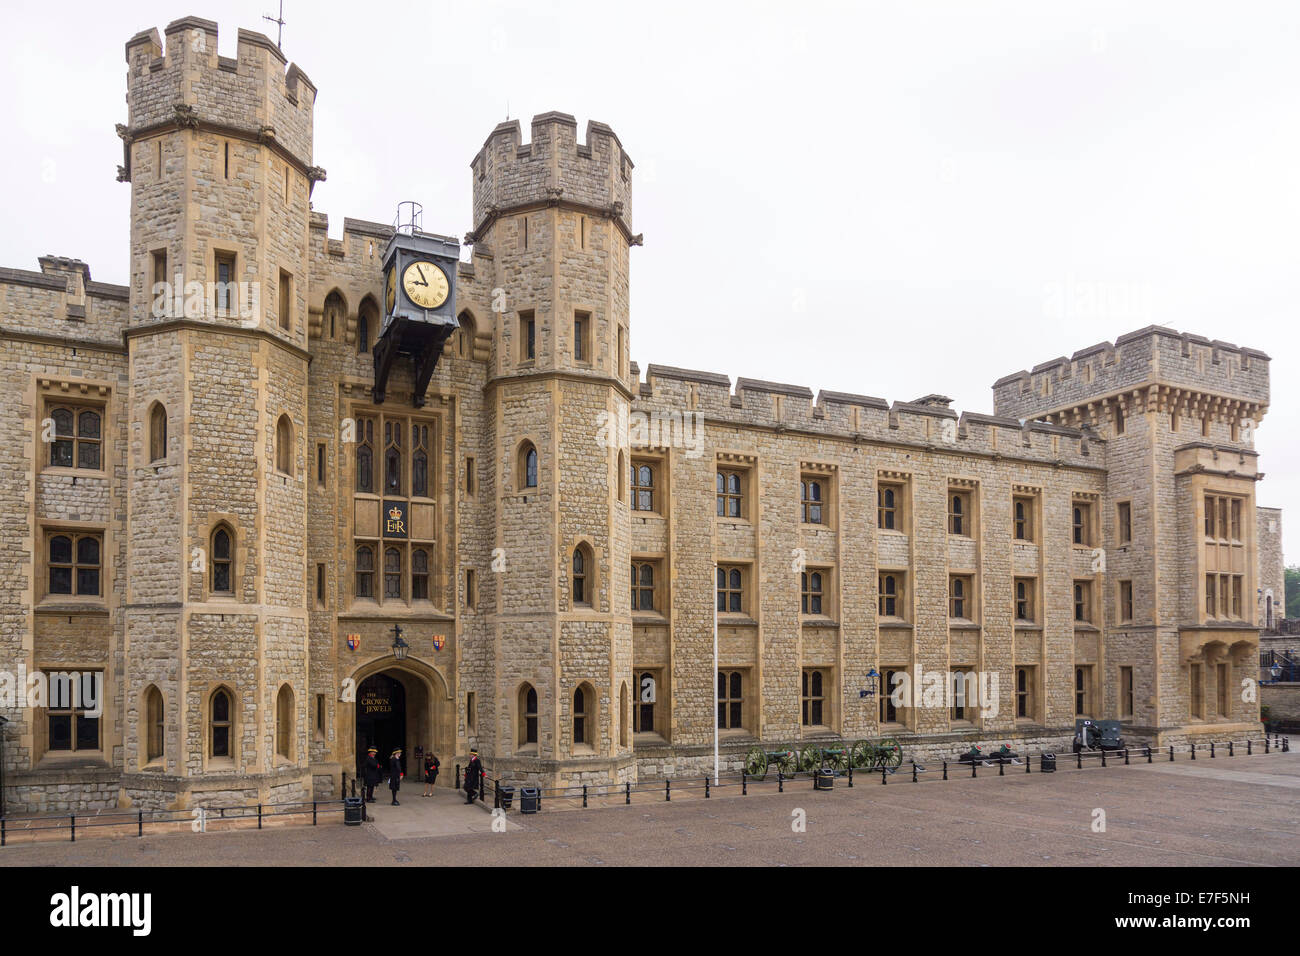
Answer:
top-left (992, 325), bottom-right (1270, 430)
top-left (467, 112), bottom-right (636, 245)
top-left (634, 363), bottom-right (1104, 471)
top-left (121, 16), bottom-right (318, 182)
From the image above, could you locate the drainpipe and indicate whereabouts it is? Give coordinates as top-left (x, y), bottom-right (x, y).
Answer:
top-left (0, 714), bottom-right (8, 819)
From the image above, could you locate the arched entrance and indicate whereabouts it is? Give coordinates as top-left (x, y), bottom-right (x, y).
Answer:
top-left (349, 660), bottom-right (451, 785)
top-left (357, 673), bottom-right (407, 777)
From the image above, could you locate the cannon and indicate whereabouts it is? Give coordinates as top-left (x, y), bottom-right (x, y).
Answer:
top-left (747, 737), bottom-right (903, 779)
top-left (957, 744), bottom-right (1021, 766)
top-left (743, 746), bottom-right (798, 780)
top-left (797, 743), bottom-right (851, 773)
top-left (1072, 719), bottom-right (1124, 753)
top-left (850, 737), bottom-right (903, 773)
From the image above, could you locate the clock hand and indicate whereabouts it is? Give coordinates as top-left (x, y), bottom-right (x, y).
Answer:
top-left (414, 265), bottom-right (429, 286)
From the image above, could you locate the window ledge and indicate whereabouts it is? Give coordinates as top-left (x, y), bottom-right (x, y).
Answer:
top-left (632, 611), bottom-right (668, 624)
top-left (1073, 623), bottom-right (1101, 633)
top-left (878, 619), bottom-right (912, 629)
top-left (40, 467), bottom-right (107, 479)
top-left (36, 599), bottom-right (109, 615)
top-left (1014, 622), bottom-right (1042, 630)
top-left (633, 732), bottom-right (667, 746)
top-left (716, 614), bottom-right (758, 628)
top-left (800, 617), bottom-right (839, 628)
top-left (948, 620), bottom-right (981, 630)
top-left (35, 753), bottom-right (110, 771)
top-left (717, 729), bottom-right (756, 743)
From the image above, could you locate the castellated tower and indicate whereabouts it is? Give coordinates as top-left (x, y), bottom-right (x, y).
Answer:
top-left (457, 113), bottom-right (639, 786)
top-left (120, 17), bottom-right (317, 806)
top-left (993, 328), bottom-right (1270, 745)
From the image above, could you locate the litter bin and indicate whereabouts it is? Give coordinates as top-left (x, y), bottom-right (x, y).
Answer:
top-left (344, 795), bottom-right (364, 826)
top-left (814, 768), bottom-right (834, 791)
top-left (1040, 753), bottom-right (1057, 774)
top-left (519, 786), bottom-right (541, 814)
top-left (498, 786), bottom-right (516, 810)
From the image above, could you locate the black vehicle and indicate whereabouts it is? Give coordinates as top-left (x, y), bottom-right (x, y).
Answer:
top-left (1072, 718), bottom-right (1124, 753)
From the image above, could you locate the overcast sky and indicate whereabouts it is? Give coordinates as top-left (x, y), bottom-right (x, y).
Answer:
top-left (3, 1), bottom-right (1297, 561)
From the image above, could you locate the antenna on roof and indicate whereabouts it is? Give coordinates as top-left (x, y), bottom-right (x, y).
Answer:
top-left (263, 0), bottom-right (286, 49)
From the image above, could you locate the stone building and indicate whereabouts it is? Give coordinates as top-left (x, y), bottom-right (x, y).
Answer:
top-left (0, 16), bottom-right (1283, 812)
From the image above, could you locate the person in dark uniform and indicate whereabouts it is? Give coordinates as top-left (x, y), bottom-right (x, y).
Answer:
top-left (363, 746), bottom-right (381, 803)
top-left (463, 748), bottom-right (482, 804)
top-left (388, 748), bottom-right (404, 806)
top-left (422, 750), bottom-right (440, 797)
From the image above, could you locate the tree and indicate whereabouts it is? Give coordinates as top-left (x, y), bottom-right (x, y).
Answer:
top-left (1286, 565), bottom-right (1300, 620)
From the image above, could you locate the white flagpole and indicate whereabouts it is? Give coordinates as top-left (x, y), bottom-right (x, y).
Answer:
top-left (713, 562), bottom-right (719, 786)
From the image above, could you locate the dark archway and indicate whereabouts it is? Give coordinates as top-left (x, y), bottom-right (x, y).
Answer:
top-left (356, 673), bottom-right (407, 779)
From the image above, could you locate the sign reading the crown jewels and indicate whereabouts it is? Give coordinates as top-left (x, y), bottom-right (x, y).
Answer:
top-left (383, 500), bottom-right (408, 538)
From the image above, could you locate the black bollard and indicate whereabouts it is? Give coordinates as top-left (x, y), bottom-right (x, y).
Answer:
top-left (1210, 742), bottom-right (1215, 759)
top-left (1169, 745), bottom-right (1175, 761)
top-left (1146, 746), bottom-right (1152, 763)
top-left (942, 760), bottom-right (948, 781)
top-left (881, 765), bottom-right (888, 785)
top-left (912, 761), bottom-right (918, 783)
top-left (1101, 750), bottom-right (1106, 768)
top-left (665, 780), bottom-right (671, 802)
top-left (1247, 739), bottom-right (1252, 756)
top-left (1228, 741), bottom-right (1234, 757)
top-left (1191, 743), bottom-right (1196, 760)
top-left (972, 758), bottom-right (977, 778)
top-left (778, 771), bottom-right (784, 794)
top-left (1077, 751), bottom-right (1082, 770)
top-left (742, 771), bottom-right (747, 796)
top-left (625, 781), bottom-right (631, 805)
top-left (1124, 748), bottom-right (1130, 765)
top-left (998, 755), bottom-right (1005, 776)
top-left (582, 785), bottom-right (588, 809)
top-left (847, 765), bottom-right (853, 788)
top-left (705, 778), bottom-right (710, 799)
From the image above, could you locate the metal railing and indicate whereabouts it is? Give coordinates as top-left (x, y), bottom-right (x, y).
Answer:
top-left (0, 798), bottom-right (350, 847)
top-left (475, 735), bottom-right (1290, 813)
top-left (1261, 649), bottom-right (1300, 682)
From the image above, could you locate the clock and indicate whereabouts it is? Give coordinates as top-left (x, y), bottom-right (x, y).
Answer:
top-left (385, 266), bottom-right (396, 316)
top-left (401, 259), bottom-right (450, 310)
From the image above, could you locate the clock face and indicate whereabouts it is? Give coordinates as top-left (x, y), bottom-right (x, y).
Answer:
top-left (385, 267), bottom-right (396, 315)
top-left (401, 260), bottom-right (449, 310)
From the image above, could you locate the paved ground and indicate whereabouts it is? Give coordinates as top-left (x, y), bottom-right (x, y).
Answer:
top-left (2, 751), bottom-right (1296, 866)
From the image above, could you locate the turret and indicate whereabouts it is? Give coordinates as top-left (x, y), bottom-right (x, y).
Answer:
top-left (117, 16), bottom-right (315, 806)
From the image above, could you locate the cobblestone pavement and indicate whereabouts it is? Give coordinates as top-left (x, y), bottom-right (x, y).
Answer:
top-left (2, 752), bottom-right (1296, 867)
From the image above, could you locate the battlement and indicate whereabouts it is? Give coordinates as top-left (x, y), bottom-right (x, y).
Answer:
top-left (634, 364), bottom-right (1102, 471)
top-left (309, 212), bottom-right (394, 261)
top-left (992, 325), bottom-right (1271, 426)
top-left (470, 112), bottom-right (633, 239)
top-left (123, 16), bottom-right (315, 169)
